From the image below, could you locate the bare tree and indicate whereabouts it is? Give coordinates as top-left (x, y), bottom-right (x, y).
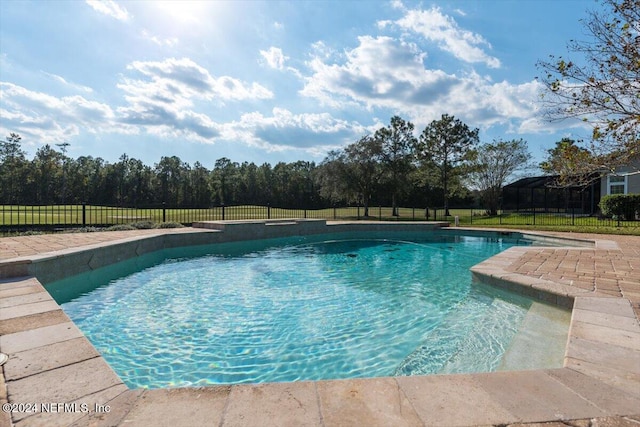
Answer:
top-left (537, 0), bottom-right (639, 182)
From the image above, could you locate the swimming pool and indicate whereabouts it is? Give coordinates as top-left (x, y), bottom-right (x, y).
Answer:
top-left (46, 231), bottom-right (566, 388)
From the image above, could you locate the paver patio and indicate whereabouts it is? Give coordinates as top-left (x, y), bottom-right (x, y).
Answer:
top-left (0, 224), bottom-right (638, 427)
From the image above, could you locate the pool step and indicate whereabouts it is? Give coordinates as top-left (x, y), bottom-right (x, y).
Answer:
top-left (394, 297), bottom-right (493, 376)
top-left (438, 299), bottom-right (528, 374)
top-left (394, 293), bottom-right (533, 376)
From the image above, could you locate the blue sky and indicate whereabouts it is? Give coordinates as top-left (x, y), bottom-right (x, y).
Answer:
top-left (0, 0), bottom-right (598, 168)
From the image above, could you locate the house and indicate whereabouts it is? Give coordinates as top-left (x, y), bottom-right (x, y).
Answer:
top-left (502, 157), bottom-right (639, 215)
top-left (600, 157), bottom-right (640, 197)
top-left (502, 175), bottom-right (600, 214)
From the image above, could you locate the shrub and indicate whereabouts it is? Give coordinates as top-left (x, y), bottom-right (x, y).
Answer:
top-left (599, 194), bottom-right (640, 220)
top-left (105, 224), bottom-right (136, 231)
top-left (156, 221), bottom-right (185, 229)
top-left (130, 221), bottom-right (156, 229)
top-left (66, 227), bottom-right (100, 233)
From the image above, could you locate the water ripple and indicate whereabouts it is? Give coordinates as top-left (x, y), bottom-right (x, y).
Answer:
top-left (61, 235), bottom-right (532, 388)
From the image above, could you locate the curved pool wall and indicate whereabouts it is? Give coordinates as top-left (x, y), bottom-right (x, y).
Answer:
top-left (2, 220), bottom-right (450, 283)
top-left (42, 226), bottom-right (545, 304)
top-left (0, 219), bottom-right (592, 286)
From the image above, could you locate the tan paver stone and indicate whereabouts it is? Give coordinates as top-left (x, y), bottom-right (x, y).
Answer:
top-left (565, 420), bottom-right (593, 427)
top-left (0, 368), bottom-right (10, 427)
top-left (7, 357), bottom-right (123, 422)
top-left (69, 389), bottom-right (144, 427)
top-left (506, 423), bottom-right (580, 427)
top-left (0, 300), bottom-right (60, 321)
top-left (569, 321), bottom-right (640, 351)
top-left (597, 290), bottom-right (624, 297)
top-left (0, 309), bottom-right (69, 335)
top-left (316, 377), bottom-right (422, 427)
top-left (396, 374), bottom-right (515, 426)
top-left (3, 337), bottom-right (100, 381)
top-left (0, 321), bottom-right (83, 354)
top-left (565, 358), bottom-right (640, 398)
top-left (571, 308), bottom-right (640, 333)
top-left (545, 369), bottom-right (640, 415)
top-left (0, 282), bottom-right (43, 299)
top-left (473, 370), bottom-right (606, 422)
top-left (574, 297), bottom-right (637, 319)
top-left (565, 336), bottom-right (640, 375)
top-left (122, 386), bottom-right (230, 427)
top-left (0, 291), bottom-right (52, 309)
top-left (591, 416), bottom-right (640, 427)
top-left (14, 384), bottom-right (129, 427)
top-left (223, 381), bottom-right (321, 427)
top-left (69, 389), bottom-right (145, 427)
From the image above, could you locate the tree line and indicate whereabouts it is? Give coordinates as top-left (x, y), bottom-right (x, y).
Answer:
top-left (1, 114), bottom-right (532, 215)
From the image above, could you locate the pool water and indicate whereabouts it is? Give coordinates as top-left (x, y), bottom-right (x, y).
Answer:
top-left (49, 232), bottom-right (546, 388)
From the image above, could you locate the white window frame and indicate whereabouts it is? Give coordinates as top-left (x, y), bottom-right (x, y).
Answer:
top-left (607, 174), bottom-right (627, 195)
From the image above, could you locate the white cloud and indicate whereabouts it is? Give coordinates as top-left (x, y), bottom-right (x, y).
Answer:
top-left (383, 5), bottom-right (501, 68)
top-left (390, 0), bottom-right (405, 10)
top-left (41, 71), bottom-right (94, 93)
top-left (301, 36), bottom-right (542, 131)
top-left (141, 30), bottom-right (178, 47)
top-left (0, 57), bottom-right (282, 147)
top-left (0, 82), bottom-right (120, 142)
top-left (310, 41), bottom-right (340, 62)
top-left (85, 0), bottom-right (131, 21)
top-left (260, 47), bottom-right (288, 70)
top-left (125, 57), bottom-right (273, 101)
top-left (302, 36), bottom-right (456, 110)
top-left (116, 58), bottom-right (273, 141)
top-left (220, 108), bottom-right (367, 152)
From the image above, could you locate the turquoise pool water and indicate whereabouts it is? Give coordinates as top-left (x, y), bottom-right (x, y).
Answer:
top-left (48, 232), bottom-right (540, 388)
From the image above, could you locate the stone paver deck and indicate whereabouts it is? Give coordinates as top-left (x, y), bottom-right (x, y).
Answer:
top-left (0, 224), bottom-right (639, 427)
top-left (0, 228), bottom-right (208, 261)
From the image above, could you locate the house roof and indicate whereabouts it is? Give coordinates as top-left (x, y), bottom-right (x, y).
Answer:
top-left (503, 175), bottom-right (599, 190)
top-left (503, 176), bottom-right (557, 189)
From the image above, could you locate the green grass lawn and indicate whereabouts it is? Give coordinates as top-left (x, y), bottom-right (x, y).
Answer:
top-left (1, 204), bottom-right (638, 235)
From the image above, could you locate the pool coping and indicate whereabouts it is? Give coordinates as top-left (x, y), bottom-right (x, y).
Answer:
top-left (0, 221), bottom-right (638, 426)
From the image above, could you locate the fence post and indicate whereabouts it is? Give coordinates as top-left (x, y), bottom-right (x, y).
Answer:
top-left (304, 208), bottom-right (307, 219)
top-left (82, 202), bottom-right (86, 226)
top-left (379, 205), bottom-right (382, 221)
top-left (470, 209), bottom-right (473, 224)
top-left (357, 205), bottom-right (360, 220)
top-left (222, 204), bottom-right (225, 221)
top-left (412, 207), bottom-right (415, 221)
top-left (533, 208), bottom-right (536, 225)
top-left (268, 204), bottom-right (271, 220)
top-left (572, 207), bottom-right (575, 226)
top-left (162, 202), bottom-right (166, 222)
top-left (333, 206), bottom-right (336, 220)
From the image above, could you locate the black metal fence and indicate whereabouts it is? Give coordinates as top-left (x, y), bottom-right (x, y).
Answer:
top-left (0, 203), bottom-right (638, 232)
